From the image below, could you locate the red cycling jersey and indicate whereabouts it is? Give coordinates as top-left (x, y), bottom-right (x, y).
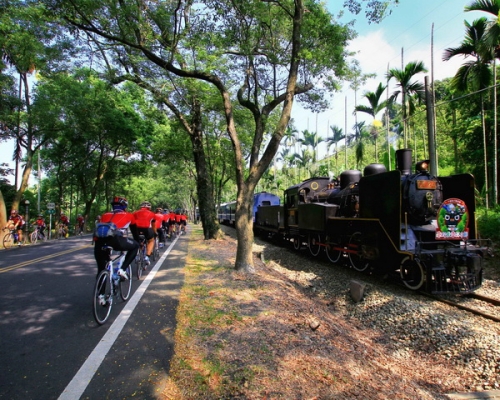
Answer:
top-left (8, 214), bottom-right (24, 228)
top-left (133, 208), bottom-right (156, 229)
top-left (35, 218), bottom-right (46, 227)
top-left (154, 213), bottom-right (164, 229)
top-left (162, 213), bottom-right (170, 224)
top-left (100, 210), bottom-right (136, 232)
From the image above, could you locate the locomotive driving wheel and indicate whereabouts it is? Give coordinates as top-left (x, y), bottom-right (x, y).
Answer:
top-left (292, 235), bottom-right (301, 250)
top-left (325, 236), bottom-right (342, 264)
top-left (308, 234), bottom-right (321, 257)
top-left (399, 257), bottom-right (425, 290)
top-left (348, 232), bottom-right (369, 272)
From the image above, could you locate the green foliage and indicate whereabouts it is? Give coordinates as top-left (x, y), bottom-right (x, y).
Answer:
top-left (476, 207), bottom-right (500, 242)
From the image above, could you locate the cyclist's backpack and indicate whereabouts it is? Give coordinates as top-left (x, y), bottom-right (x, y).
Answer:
top-left (94, 222), bottom-right (118, 238)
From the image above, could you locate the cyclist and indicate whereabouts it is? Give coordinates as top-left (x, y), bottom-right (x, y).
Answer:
top-left (59, 213), bottom-right (70, 238)
top-left (162, 209), bottom-right (170, 240)
top-left (168, 208), bottom-right (176, 238)
top-left (6, 209), bottom-right (25, 245)
top-left (76, 214), bottom-right (85, 235)
top-left (154, 207), bottom-right (166, 245)
top-left (32, 214), bottom-right (47, 239)
top-left (175, 209), bottom-right (182, 235)
top-left (180, 211), bottom-right (188, 234)
top-left (132, 201), bottom-right (156, 266)
top-left (93, 196), bottom-right (139, 279)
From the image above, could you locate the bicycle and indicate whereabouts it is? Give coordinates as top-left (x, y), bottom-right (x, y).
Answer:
top-left (3, 227), bottom-right (27, 249)
top-left (151, 235), bottom-right (160, 262)
top-left (93, 247), bottom-right (133, 325)
top-left (30, 227), bottom-right (47, 244)
top-left (56, 224), bottom-right (68, 239)
top-left (134, 234), bottom-right (147, 280)
top-left (75, 224), bottom-right (84, 236)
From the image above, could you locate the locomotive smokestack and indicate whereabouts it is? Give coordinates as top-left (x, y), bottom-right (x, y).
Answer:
top-left (396, 149), bottom-right (412, 175)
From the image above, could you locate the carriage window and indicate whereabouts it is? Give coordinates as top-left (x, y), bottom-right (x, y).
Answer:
top-left (262, 201), bottom-right (271, 206)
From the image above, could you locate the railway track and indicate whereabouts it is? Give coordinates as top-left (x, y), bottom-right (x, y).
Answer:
top-left (421, 291), bottom-right (500, 323)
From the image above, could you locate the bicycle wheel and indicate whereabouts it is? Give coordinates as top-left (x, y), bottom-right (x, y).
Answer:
top-left (152, 239), bottom-right (159, 261)
top-left (93, 269), bottom-right (113, 325)
top-left (30, 230), bottom-right (38, 244)
top-left (120, 264), bottom-right (133, 301)
top-left (135, 252), bottom-right (144, 280)
top-left (3, 233), bottom-right (14, 249)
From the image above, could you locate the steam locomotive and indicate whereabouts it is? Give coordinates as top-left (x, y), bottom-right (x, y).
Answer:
top-left (253, 149), bottom-right (491, 294)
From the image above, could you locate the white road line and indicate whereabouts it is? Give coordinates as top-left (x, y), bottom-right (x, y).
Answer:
top-left (57, 236), bottom-right (179, 400)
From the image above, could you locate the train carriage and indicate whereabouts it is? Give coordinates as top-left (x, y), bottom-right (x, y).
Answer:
top-left (220, 192), bottom-right (280, 227)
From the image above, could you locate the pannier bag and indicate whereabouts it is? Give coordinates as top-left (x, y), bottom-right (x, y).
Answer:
top-left (94, 222), bottom-right (119, 238)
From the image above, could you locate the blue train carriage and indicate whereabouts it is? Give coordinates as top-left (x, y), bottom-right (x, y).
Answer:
top-left (221, 192), bottom-right (280, 228)
top-left (254, 192), bottom-right (282, 237)
top-left (324, 151), bottom-right (490, 294)
top-left (217, 202), bottom-right (236, 225)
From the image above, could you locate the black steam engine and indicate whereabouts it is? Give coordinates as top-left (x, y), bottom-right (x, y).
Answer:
top-left (254, 149), bottom-right (491, 293)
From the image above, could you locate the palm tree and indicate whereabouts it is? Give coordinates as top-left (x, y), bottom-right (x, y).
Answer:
top-left (464, 0), bottom-right (500, 206)
top-left (443, 17), bottom-right (494, 208)
top-left (326, 125), bottom-right (345, 172)
top-left (298, 130), bottom-right (324, 163)
top-left (355, 82), bottom-right (391, 161)
top-left (276, 147), bottom-right (291, 187)
top-left (466, 0), bottom-right (500, 56)
top-left (293, 149), bottom-right (314, 180)
top-left (387, 61), bottom-right (428, 148)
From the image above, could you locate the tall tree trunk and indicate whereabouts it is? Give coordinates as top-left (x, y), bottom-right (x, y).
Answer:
top-left (481, 95), bottom-right (489, 209)
top-left (190, 99), bottom-right (221, 239)
top-left (234, 186), bottom-right (255, 272)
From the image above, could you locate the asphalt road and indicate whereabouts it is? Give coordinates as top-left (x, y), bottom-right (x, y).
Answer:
top-left (0, 233), bottom-right (187, 400)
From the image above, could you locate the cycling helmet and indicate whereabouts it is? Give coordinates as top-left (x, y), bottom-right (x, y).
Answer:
top-left (78, 214), bottom-right (82, 217)
top-left (156, 207), bottom-right (163, 213)
top-left (38, 214), bottom-right (43, 217)
top-left (140, 201), bottom-right (151, 209)
top-left (111, 196), bottom-right (128, 210)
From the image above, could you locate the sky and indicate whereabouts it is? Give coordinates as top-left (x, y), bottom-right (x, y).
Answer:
top-left (0, 0), bottom-right (487, 185)
top-left (291, 0), bottom-right (486, 159)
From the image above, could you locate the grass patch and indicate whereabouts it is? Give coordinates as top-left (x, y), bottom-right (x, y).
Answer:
top-left (166, 224), bottom-right (252, 399)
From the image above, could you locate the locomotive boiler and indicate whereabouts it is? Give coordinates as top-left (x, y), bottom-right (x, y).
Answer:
top-left (254, 149), bottom-right (490, 293)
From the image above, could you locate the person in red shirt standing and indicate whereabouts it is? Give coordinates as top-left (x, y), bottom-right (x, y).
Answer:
top-left (132, 201), bottom-right (156, 265)
top-left (6, 210), bottom-right (25, 245)
top-left (93, 196), bottom-right (139, 278)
